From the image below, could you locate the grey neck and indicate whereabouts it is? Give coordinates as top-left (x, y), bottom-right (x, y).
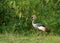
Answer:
top-left (32, 19), bottom-right (35, 24)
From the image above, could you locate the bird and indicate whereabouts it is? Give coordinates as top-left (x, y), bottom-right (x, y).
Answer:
top-left (32, 15), bottom-right (50, 33)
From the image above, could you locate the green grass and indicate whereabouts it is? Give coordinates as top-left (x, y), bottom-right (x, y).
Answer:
top-left (0, 33), bottom-right (60, 43)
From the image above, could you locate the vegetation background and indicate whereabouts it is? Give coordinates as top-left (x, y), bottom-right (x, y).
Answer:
top-left (0, 0), bottom-right (60, 43)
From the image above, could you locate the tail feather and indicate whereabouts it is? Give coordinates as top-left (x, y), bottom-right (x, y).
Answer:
top-left (45, 28), bottom-right (50, 32)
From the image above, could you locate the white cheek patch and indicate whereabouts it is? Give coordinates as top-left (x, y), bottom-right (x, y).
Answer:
top-left (38, 26), bottom-right (45, 31)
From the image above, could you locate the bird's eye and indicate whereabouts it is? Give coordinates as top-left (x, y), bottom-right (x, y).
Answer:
top-left (32, 17), bottom-right (33, 18)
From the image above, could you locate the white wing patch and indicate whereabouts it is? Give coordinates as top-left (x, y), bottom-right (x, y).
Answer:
top-left (38, 26), bottom-right (45, 31)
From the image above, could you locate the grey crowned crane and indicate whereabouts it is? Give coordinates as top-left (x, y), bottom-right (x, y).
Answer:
top-left (32, 15), bottom-right (50, 33)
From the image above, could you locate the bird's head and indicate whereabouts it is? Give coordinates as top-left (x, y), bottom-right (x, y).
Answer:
top-left (32, 15), bottom-right (36, 20)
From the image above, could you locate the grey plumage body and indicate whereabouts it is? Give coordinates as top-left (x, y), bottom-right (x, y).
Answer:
top-left (32, 20), bottom-right (46, 31)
